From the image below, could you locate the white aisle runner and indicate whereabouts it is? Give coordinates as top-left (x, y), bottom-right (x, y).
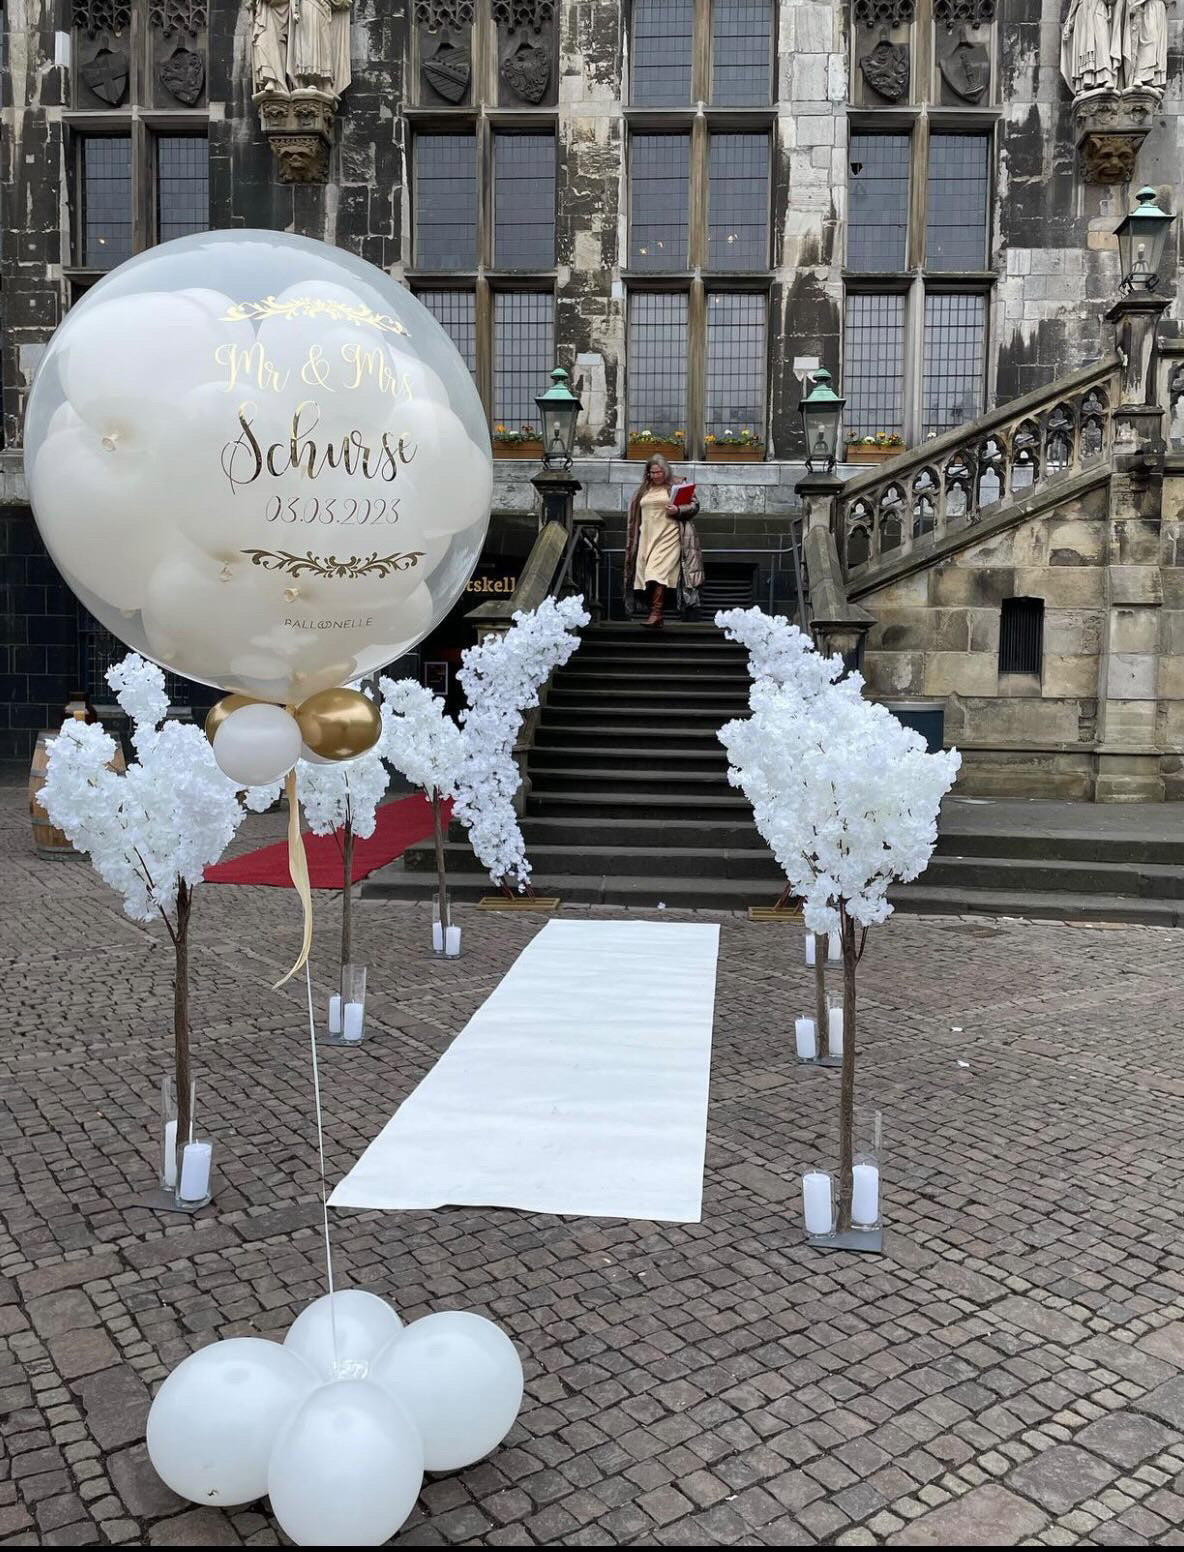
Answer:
top-left (329, 919), bottom-right (719, 1223)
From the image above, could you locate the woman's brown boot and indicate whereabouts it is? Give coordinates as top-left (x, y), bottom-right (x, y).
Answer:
top-left (643, 584), bottom-right (665, 628)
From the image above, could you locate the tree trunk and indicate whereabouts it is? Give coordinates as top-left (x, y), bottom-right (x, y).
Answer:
top-left (432, 791), bottom-right (450, 931)
top-left (836, 907), bottom-right (858, 1232)
top-left (174, 882), bottom-right (192, 1179)
top-left (814, 941), bottom-right (828, 1060)
top-left (340, 818), bottom-right (354, 971)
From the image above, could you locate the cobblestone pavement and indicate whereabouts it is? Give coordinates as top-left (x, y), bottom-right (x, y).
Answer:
top-left (4, 780), bottom-right (1184, 1547)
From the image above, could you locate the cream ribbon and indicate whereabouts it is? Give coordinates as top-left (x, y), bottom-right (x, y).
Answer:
top-left (274, 766), bottom-right (314, 989)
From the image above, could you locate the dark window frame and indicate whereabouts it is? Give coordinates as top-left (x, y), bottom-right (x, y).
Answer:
top-left (998, 596), bottom-right (1044, 678)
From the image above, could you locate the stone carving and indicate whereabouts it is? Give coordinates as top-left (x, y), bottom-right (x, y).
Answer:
top-left (415, 0), bottom-right (475, 26)
top-left (149, 0), bottom-right (207, 36)
top-left (81, 44), bottom-right (129, 103)
top-left (933, 0), bottom-right (996, 28)
top-left (1116, 0), bottom-right (1168, 91)
top-left (939, 32), bottom-right (990, 100)
top-left (501, 36), bottom-right (552, 102)
top-left (160, 46), bottom-right (206, 103)
top-left (1061, 0), bottom-right (1167, 96)
top-left (422, 33), bottom-right (472, 102)
top-left (852, 0), bottom-right (915, 26)
top-left (493, 0), bottom-right (554, 28)
top-left (72, 1), bottom-right (131, 35)
top-left (860, 39), bottom-right (910, 100)
top-left (251, 1), bottom-right (354, 184)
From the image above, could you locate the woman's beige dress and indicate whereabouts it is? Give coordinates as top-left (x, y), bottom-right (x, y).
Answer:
top-left (634, 486), bottom-right (681, 590)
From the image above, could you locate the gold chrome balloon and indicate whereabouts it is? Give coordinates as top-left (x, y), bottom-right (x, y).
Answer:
top-left (204, 694), bottom-right (261, 745)
top-left (295, 687), bottom-right (382, 762)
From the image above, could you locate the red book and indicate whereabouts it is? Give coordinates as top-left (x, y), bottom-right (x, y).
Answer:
top-left (670, 480), bottom-right (697, 509)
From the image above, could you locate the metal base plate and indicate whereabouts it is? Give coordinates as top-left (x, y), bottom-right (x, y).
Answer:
top-left (797, 1052), bottom-right (844, 1069)
top-left (477, 896), bottom-right (561, 912)
top-left (748, 906), bottom-right (804, 923)
top-left (322, 1032), bottom-right (366, 1047)
top-left (431, 949), bottom-right (463, 960)
top-left (807, 1224), bottom-right (884, 1254)
top-left (139, 1187), bottom-right (213, 1215)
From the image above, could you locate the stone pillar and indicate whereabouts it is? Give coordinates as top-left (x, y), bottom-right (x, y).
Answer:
top-left (1094, 294), bottom-right (1170, 801)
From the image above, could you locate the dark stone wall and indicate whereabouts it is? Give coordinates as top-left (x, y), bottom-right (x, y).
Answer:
top-left (0, 511), bottom-right (80, 762)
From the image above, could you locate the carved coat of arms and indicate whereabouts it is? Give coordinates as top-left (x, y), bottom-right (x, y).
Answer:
top-left (939, 37), bottom-right (990, 103)
top-left (81, 46), bottom-right (130, 106)
top-left (160, 47), bottom-right (206, 106)
top-left (422, 37), bottom-right (471, 104)
top-left (859, 39), bottom-right (910, 102)
top-left (501, 38), bottom-right (551, 104)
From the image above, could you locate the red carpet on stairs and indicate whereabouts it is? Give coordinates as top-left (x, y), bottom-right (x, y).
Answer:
top-left (205, 794), bottom-right (451, 889)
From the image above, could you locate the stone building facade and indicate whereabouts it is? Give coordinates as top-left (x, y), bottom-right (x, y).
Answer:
top-left (1, 0), bottom-right (1182, 794)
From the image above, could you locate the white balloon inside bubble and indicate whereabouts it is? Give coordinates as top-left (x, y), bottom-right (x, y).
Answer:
top-left (213, 703), bottom-right (303, 787)
top-left (23, 230), bottom-right (492, 701)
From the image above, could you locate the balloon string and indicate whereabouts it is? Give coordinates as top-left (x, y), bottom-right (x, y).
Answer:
top-left (304, 960), bottom-right (339, 1373)
top-left (274, 767), bottom-right (314, 990)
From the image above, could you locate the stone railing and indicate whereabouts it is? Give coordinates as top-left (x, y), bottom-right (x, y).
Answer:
top-left (839, 354), bottom-right (1122, 579)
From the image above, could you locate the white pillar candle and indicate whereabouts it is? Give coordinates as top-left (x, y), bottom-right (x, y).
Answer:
top-left (343, 1001), bottom-right (365, 1041)
top-left (794, 1016), bottom-right (817, 1061)
top-left (162, 1120), bottom-right (178, 1188)
top-left (827, 934), bottom-right (840, 963)
top-left (802, 1171), bottom-right (833, 1236)
top-left (432, 920), bottom-right (444, 952)
top-left (328, 994), bottom-right (342, 1035)
top-left (178, 1140), bottom-right (212, 1203)
top-left (805, 932), bottom-right (816, 967)
top-left (445, 925), bottom-right (461, 957)
top-left (828, 1005), bottom-right (844, 1055)
top-left (852, 1163), bottom-right (880, 1227)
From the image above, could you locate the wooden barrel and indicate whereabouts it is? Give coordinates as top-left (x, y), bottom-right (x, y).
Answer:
top-left (29, 729), bottom-right (126, 859)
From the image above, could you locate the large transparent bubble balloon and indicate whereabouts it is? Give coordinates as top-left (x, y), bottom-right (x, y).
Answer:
top-left (24, 231), bottom-right (492, 704)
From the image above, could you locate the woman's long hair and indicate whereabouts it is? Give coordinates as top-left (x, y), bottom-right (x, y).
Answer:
top-left (633, 452), bottom-right (673, 507)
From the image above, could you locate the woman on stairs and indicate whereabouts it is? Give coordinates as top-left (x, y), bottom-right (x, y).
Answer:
top-left (624, 454), bottom-right (705, 629)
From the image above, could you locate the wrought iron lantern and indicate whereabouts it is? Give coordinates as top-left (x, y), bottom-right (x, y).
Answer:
top-left (799, 367), bottom-right (846, 474)
top-left (535, 366), bottom-right (582, 471)
top-left (1116, 187), bottom-right (1175, 294)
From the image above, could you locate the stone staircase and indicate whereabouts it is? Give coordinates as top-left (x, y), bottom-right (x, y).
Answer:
top-left (363, 620), bottom-right (1184, 924)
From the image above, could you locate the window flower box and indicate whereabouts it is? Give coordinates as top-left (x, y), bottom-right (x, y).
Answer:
top-left (845, 437), bottom-right (905, 465)
top-left (493, 424), bottom-right (543, 459)
top-left (627, 433), bottom-right (686, 461)
top-left (706, 445), bottom-right (764, 463)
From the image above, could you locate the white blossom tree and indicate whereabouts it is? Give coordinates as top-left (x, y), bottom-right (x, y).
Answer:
top-left (379, 677), bottom-right (466, 934)
top-left (40, 655), bottom-right (245, 1178)
top-left (718, 613), bottom-right (961, 1232)
top-left (453, 595), bottom-right (590, 893)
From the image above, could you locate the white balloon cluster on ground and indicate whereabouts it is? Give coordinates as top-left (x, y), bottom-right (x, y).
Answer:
top-left (24, 230), bottom-right (492, 706)
top-left (147, 1291), bottom-right (523, 1547)
top-left (716, 608), bottom-right (961, 936)
top-left (40, 655), bottom-right (244, 923)
top-left (453, 595), bottom-right (590, 889)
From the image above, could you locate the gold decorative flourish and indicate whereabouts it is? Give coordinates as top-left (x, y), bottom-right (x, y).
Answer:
top-left (241, 548), bottom-right (424, 580)
top-left (222, 295), bottom-right (410, 337)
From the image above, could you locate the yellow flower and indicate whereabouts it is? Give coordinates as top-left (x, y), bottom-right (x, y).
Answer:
top-left (496, 424), bottom-right (506, 432)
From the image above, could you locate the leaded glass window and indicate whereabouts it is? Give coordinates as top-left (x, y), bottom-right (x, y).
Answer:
top-left (157, 137), bottom-right (208, 244)
top-left (81, 137), bottom-right (132, 269)
top-left (415, 133), bottom-right (478, 271)
top-left (631, 0), bottom-right (694, 105)
top-left (630, 134), bottom-right (690, 270)
top-left (708, 135), bottom-right (770, 270)
top-left (417, 289), bottom-right (478, 377)
top-left (627, 293), bottom-right (688, 438)
top-left (706, 294), bottom-right (766, 438)
top-left (926, 134), bottom-right (990, 272)
top-left (712, 0), bottom-right (772, 106)
top-left (494, 293), bottom-right (554, 431)
top-left (847, 133), bottom-right (910, 272)
top-left (922, 293), bottom-right (985, 437)
top-left (844, 294), bottom-right (906, 438)
top-left (494, 132), bottom-right (556, 269)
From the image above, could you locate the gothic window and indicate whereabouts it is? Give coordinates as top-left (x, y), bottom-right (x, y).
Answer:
top-left (843, 294), bottom-right (906, 438)
top-left (493, 132), bottom-right (556, 269)
top-left (630, 135), bottom-right (691, 270)
top-left (627, 293), bottom-right (689, 442)
top-left (706, 294), bottom-right (766, 439)
top-left (415, 133), bottom-right (479, 270)
top-left (707, 134), bottom-right (770, 270)
top-left (632, 0), bottom-right (695, 105)
top-left (494, 293), bottom-right (554, 429)
top-left (922, 293), bottom-right (985, 437)
top-left (712, 0), bottom-right (773, 105)
top-left (631, 0), bottom-right (774, 106)
top-left (418, 290), bottom-right (478, 377)
top-left (65, 2), bottom-right (208, 298)
top-left (998, 597), bottom-right (1043, 677)
top-left (843, 125), bottom-right (994, 450)
top-left (848, 134), bottom-right (910, 272)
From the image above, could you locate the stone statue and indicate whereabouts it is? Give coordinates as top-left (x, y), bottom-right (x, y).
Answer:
top-left (1060, 0), bottom-right (1120, 94)
top-left (1114, 0), bottom-right (1168, 92)
top-left (251, 0), bottom-right (352, 100)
